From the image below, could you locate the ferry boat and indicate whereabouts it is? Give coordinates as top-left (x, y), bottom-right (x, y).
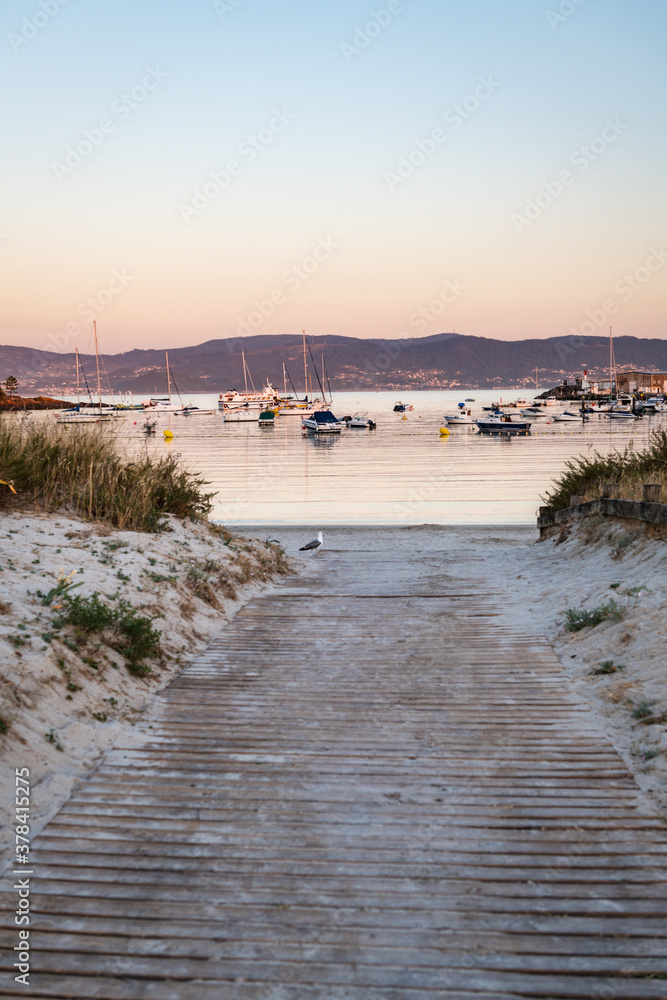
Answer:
top-left (218, 384), bottom-right (282, 411)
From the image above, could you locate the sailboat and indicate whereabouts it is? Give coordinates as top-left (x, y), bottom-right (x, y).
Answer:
top-left (277, 331), bottom-right (327, 416)
top-left (56, 328), bottom-right (123, 423)
top-left (144, 352), bottom-right (187, 412)
top-left (606, 327), bottom-right (639, 420)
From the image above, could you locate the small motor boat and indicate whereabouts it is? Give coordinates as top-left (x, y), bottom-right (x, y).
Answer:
top-left (393, 402), bottom-right (413, 412)
top-left (302, 410), bottom-right (344, 434)
top-left (343, 412), bottom-right (376, 429)
top-left (552, 411), bottom-right (584, 422)
top-left (476, 414), bottom-right (532, 435)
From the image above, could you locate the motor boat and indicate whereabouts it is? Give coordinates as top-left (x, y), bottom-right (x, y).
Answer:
top-left (393, 402), bottom-right (413, 412)
top-left (521, 407), bottom-right (548, 418)
top-left (476, 414), bottom-right (531, 435)
top-left (217, 383), bottom-right (282, 411)
top-left (176, 404), bottom-right (216, 415)
top-left (608, 407), bottom-right (640, 420)
top-left (221, 406), bottom-right (260, 423)
top-left (343, 412), bottom-right (376, 429)
top-left (302, 410), bottom-right (344, 434)
top-left (444, 409), bottom-right (474, 424)
top-left (552, 411), bottom-right (586, 422)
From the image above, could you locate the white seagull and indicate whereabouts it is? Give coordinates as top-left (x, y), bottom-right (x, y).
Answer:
top-left (299, 531), bottom-right (324, 554)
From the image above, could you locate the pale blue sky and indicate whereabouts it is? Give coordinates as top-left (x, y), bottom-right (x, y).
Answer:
top-left (1, 0), bottom-right (666, 352)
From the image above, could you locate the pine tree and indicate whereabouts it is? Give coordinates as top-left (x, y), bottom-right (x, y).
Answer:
top-left (4, 376), bottom-right (18, 396)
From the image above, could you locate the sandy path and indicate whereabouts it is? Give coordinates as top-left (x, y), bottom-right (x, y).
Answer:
top-left (5, 531), bottom-right (666, 998)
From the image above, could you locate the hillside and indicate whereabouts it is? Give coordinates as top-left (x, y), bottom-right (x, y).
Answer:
top-left (2, 333), bottom-right (667, 395)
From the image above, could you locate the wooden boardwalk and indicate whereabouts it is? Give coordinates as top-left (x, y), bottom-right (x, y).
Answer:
top-left (2, 544), bottom-right (667, 999)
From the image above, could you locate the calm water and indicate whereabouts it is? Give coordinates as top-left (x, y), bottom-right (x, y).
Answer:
top-left (70, 390), bottom-right (661, 526)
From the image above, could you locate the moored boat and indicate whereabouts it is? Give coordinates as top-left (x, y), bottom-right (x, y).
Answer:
top-left (343, 412), bottom-right (376, 429)
top-left (302, 410), bottom-right (343, 434)
top-left (476, 414), bottom-right (531, 435)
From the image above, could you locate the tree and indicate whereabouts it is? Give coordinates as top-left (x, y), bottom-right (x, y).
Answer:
top-left (4, 376), bottom-right (18, 396)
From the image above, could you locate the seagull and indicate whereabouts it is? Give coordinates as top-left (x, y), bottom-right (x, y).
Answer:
top-left (300, 531), bottom-right (324, 553)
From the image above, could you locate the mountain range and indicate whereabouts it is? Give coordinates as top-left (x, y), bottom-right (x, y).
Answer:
top-left (2, 333), bottom-right (666, 395)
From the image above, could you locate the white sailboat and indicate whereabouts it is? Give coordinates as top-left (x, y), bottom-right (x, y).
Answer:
top-left (277, 331), bottom-right (327, 416)
top-left (56, 328), bottom-right (123, 423)
top-left (144, 352), bottom-right (187, 412)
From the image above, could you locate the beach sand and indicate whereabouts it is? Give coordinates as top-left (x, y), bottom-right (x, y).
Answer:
top-left (2, 515), bottom-right (665, 872)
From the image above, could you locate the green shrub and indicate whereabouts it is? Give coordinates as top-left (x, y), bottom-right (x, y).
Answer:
top-left (563, 599), bottom-right (624, 632)
top-left (53, 592), bottom-right (161, 674)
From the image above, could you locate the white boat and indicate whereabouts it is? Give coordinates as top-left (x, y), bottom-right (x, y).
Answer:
top-left (302, 410), bottom-right (343, 434)
top-left (143, 352), bottom-right (194, 412)
top-left (217, 350), bottom-right (282, 410)
top-left (343, 412), bottom-right (377, 428)
top-left (218, 384), bottom-right (281, 410)
top-left (521, 407), bottom-right (548, 418)
top-left (608, 407), bottom-right (639, 420)
top-left (176, 404), bottom-right (216, 416)
top-left (543, 396), bottom-right (559, 406)
top-left (221, 407), bottom-right (260, 423)
top-left (56, 405), bottom-right (116, 424)
top-left (56, 336), bottom-right (125, 424)
top-left (476, 414), bottom-right (531, 435)
top-left (444, 410), bottom-right (474, 425)
top-left (552, 411), bottom-right (584, 422)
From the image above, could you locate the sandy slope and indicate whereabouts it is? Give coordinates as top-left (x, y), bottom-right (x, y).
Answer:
top-left (0, 513), bottom-right (291, 862)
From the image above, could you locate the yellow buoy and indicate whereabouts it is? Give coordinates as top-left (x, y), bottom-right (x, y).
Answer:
top-left (402, 415), bottom-right (407, 421)
top-left (439, 427), bottom-right (450, 437)
top-left (163, 429), bottom-right (174, 440)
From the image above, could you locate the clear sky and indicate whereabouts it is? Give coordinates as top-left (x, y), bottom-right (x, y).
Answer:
top-left (1, 0), bottom-right (666, 355)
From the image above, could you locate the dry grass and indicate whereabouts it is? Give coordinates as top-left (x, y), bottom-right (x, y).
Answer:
top-left (0, 417), bottom-right (214, 531)
top-left (543, 430), bottom-right (667, 511)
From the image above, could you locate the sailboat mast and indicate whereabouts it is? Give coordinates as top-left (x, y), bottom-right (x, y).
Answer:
top-left (76, 348), bottom-right (80, 405)
top-left (165, 351), bottom-right (172, 405)
top-left (242, 349), bottom-right (248, 394)
top-left (93, 322), bottom-right (102, 409)
top-left (283, 362), bottom-right (287, 399)
top-left (302, 330), bottom-right (308, 399)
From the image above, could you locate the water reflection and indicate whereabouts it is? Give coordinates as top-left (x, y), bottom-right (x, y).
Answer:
top-left (71, 390), bottom-right (664, 525)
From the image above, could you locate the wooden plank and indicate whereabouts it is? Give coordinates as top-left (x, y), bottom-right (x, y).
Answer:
top-left (2, 544), bottom-right (666, 998)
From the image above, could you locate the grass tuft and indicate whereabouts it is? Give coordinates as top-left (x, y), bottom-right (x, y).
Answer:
top-left (543, 429), bottom-right (667, 511)
top-left (563, 599), bottom-right (624, 632)
top-left (0, 418), bottom-right (214, 531)
top-left (53, 592), bottom-right (161, 674)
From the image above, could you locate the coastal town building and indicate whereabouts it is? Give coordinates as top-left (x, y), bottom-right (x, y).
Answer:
top-left (615, 371), bottom-right (667, 394)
